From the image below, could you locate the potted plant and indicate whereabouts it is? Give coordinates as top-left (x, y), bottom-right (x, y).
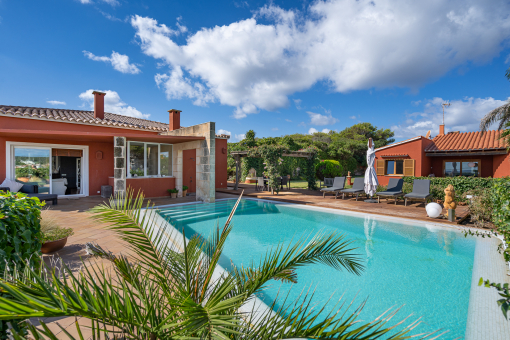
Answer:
top-left (167, 188), bottom-right (178, 198)
top-left (40, 208), bottom-right (74, 254)
top-left (182, 185), bottom-right (188, 197)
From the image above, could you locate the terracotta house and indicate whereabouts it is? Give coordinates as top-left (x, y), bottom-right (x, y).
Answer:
top-left (0, 91), bottom-right (229, 202)
top-left (374, 124), bottom-right (510, 186)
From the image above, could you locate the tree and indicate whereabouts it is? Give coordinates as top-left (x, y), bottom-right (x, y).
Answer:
top-left (480, 67), bottom-right (510, 147)
top-left (0, 191), bottom-right (430, 339)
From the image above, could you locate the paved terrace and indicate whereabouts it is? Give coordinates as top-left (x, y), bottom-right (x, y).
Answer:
top-left (218, 182), bottom-right (473, 226)
top-left (28, 187), bottom-right (495, 338)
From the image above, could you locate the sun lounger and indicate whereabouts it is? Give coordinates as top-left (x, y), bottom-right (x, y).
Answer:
top-left (320, 176), bottom-right (345, 198)
top-left (340, 177), bottom-right (366, 200)
top-left (404, 179), bottom-right (432, 206)
top-left (377, 178), bottom-right (404, 204)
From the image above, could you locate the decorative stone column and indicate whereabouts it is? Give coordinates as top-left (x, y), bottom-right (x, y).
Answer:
top-left (114, 136), bottom-right (126, 197)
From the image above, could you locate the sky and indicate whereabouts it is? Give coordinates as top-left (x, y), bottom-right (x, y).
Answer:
top-left (1, 0), bottom-right (510, 143)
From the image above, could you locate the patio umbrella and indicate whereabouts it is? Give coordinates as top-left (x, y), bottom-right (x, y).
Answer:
top-left (364, 138), bottom-right (379, 201)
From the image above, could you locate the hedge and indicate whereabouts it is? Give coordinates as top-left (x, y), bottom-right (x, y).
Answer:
top-left (491, 177), bottom-right (510, 262)
top-left (403, 176), bottom-right (494, 201)
top-left (0, 191), bottom-right (44, 338)
top-left (315, 160), bottom-right (343, 181)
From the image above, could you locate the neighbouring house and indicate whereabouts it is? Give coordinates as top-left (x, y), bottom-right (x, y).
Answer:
top-left (374, 124), bottom-right (510, 186)
top-left (0, 91), bottom-right (229, 202)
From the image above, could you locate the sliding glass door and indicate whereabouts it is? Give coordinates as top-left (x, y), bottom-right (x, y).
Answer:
top-left (14, 147), bottom-right (51, 194)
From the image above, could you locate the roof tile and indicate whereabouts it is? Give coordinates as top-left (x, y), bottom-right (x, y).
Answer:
top-left (425, 130), bottom-right (508, 152)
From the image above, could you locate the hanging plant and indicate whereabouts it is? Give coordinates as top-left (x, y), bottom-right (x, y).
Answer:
top-left (248, 145), bottom-right (287, 194)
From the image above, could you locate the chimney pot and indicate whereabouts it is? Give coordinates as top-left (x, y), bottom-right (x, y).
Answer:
top-left (439, 124), bottom-right (445, 136)
top-left (168, 109), bottom-right (182, 131)
top-left (92, 91), bottom-right (106, 120)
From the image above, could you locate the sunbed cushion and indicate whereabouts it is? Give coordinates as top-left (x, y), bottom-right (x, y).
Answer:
top-left (405, 193), bottom-right (431, 199)
top-left (377, 191), bottom-right (404, 197)
top-left (321, 187), bottom-right (342, 192)
top-left (341, 188), bottom-right (365, 193)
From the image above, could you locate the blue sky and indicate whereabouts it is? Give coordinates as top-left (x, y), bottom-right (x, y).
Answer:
top-left (1, 0), bottom-right (510, 142)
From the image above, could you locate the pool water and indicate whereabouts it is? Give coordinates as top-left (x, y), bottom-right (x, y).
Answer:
top-left (158, 199), bottom-right (476, 339)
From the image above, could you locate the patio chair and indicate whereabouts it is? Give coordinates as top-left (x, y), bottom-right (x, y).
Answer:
top-left (287, 175), bottom-right (291, 190)
top-left (322, 178), bottom-right (334, 188)
top-left (281, 176), bottom-right (288, 190)
top-left (376, 178), bottom-right (404, 204)
top-left (0, 183), bottom-right (58, 205)
top-left (256, 177), bottom-right (267, 191)
top-left (340, 177), bottom-right (366, 200)
top-left (404, 179), bottom-right (432, 206)
top-left (320, 177), bottom-right (346, 198)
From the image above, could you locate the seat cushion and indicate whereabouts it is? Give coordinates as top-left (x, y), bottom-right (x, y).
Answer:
top-left (321, 187), bottom-right (342, 192)
top-left (0, 179), bottom-right (24, 193)
top-left (405, 193), bottom-right (431, 199)
top-left (377, 191), bottom-right (404, 196)
top-left (341, 188), bottom-right (364, 193)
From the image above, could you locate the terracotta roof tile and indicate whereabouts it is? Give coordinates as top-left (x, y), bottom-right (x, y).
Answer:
top-left (0, 105), bottom-right (170, 132)
top-left (425, 130), bottom-right (508, 152)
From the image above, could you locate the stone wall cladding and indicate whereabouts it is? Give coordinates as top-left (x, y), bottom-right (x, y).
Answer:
top-left (113, 136), bottom-right (126, 197)
top-left (161, 122), bottom-right (215, 202)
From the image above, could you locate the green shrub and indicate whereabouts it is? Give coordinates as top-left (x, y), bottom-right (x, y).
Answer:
top-left (466, 188), bottom-right (493, 228)
top-left (339, 157), bottom-right (357, 176)
top-left (403, 176), bottom-right (494, 201)
top-left (491, 177), bottom-right (510, 262)
top-left (0, 191), bottom-right (44, 338)
top-left (315, 160), bottom-right (343, 180)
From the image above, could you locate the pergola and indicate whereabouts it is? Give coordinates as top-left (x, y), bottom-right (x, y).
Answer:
top-left (230, 150), bottom-right (316, 190)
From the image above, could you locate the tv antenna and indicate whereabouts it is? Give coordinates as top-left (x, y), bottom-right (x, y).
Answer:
top-left (441, 102), bottom-right (450, 125)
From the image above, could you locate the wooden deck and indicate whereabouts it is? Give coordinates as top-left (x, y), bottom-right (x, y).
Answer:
top-left (217, 182), bottom-right (472, 225)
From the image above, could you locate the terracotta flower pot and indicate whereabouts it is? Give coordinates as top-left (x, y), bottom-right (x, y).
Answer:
top-left (41, 237), bottom-right (68, 254)
top-left (171, 193), bottom-right (177, 198)
top-left (183, 190), bottom-right (187, 197)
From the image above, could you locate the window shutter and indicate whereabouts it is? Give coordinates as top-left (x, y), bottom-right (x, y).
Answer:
top-left (376, 160), bottom-right (385, 175)
top-left (403, 159), bottom-right (415, 176)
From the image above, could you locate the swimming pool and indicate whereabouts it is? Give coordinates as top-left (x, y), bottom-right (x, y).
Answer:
top-left (157, 198), bottom-right (478, 339)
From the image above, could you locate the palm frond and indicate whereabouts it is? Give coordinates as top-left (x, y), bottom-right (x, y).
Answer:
top-left (480, 101), bottom-right (510, 132)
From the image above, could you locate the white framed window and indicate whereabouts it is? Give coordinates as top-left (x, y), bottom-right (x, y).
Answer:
top-left (127, 141), bottom-right (173, 178)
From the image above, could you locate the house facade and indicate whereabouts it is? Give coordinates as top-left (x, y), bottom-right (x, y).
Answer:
top-left (374, 124), bottom-right (510, 186)
top-left (0, 91), bottom-right (229, 202)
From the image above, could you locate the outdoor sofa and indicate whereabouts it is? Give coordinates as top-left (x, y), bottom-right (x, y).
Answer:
top-left (340, 177), bottom-right (366, 200)
top-left (404, 179), bottom-right (432, 206)
top-left (0, 184), bottom-right (58, 205)
top-left (376, 178), bottom-right (404, 204)
top-left (320, 176), bottom-right (345, 198)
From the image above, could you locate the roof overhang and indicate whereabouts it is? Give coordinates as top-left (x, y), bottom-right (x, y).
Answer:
top-left (375, 136), bottom-right (422, 152)
top-left (380, 154), bottom-right (409, 158)
top-left (0, 129), bottom-right (205, 144)
top-left (425, 149), bottom-right (508, 157)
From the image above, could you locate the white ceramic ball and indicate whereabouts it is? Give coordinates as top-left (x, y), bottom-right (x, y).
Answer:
top-left (426, 202), bottom-right (442, 218)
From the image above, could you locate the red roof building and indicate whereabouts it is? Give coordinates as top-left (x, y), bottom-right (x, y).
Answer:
top-left (374, 124), bottom-right (509, 186)
top-left (0, 92), bottom-right (229, 201)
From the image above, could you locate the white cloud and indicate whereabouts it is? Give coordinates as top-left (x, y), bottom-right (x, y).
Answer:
top-left (217, 129), bottom-right (231, 136)
top-left (272, 127), bottom-right (279, 131)
top-left (298, 122), bottom-right (306, 127)
top-left (130, 1), bottom-right (510, 118)
top-left (79, 89), bottom-right (150, 119)
top-left (293, 99), bottom-right (302, 110)
top-left (308, 128), bottom-right (331, 134)
top-left (392, 97), bottom-right (508, 139)
top-left (235, 133), bottom-right (246, 141)
top-left (285, 119), bottom-right (292, 122)
top-left (307, 111), bottom-right (338, 126)
top-left (79, 0), bottom-right (119, 5)
top-left (349, 115), bottom-right (356, 120)
top-left (83, 51), bottom-right (141, 74)
top-left (47, 100), bottom-right (66, 106)
top-left (155, 67), bottom-right (214, 106)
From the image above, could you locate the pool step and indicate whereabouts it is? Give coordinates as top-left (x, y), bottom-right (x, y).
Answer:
top-left (162, 204), bottom-right (261, 224)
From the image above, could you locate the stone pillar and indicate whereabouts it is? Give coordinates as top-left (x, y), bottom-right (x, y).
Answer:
top-left (196, 122), bottom-right (215, 203)
top-left (114, 136), bottom-right (126, 197)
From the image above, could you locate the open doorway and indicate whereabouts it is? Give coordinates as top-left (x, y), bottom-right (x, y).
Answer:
top-left (51, 149), bottom-right (83, 195)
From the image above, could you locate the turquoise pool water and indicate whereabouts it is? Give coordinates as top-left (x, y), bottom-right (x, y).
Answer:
top-left (158, 199), bottom-right (476, 339)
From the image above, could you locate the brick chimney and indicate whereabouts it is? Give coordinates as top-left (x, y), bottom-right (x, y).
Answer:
top-left (168, 109), bottom-right (182, 131)
top-left (439, 124), bottom-right (445, 136)
top-left (92, 91), bottom-right (106, 120)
